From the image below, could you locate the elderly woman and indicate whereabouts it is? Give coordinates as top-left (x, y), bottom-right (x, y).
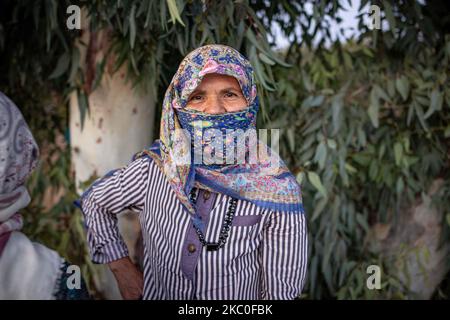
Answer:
top-left (0, 92), bottom-right (90, 299)
top-left (77, 44), bottom-right (308, 300)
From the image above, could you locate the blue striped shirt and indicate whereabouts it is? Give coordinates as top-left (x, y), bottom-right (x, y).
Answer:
top-left (79, 155), bottom-right (308, 299)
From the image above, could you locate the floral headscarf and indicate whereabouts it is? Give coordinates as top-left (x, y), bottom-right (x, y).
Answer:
top-left (134, 44), bottom-right (304, 222)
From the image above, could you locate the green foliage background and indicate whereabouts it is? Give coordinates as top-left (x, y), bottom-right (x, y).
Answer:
top-left (0, 0), bottom-right (449, 299)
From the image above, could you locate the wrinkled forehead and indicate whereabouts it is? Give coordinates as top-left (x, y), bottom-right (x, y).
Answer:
top-left (172, 45), bottom-right (256, 108)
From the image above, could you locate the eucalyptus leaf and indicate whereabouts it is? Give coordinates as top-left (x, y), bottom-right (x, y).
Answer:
top-left (129, 5), bottom-right (137, 48)
top-left (424, 89), bottom-right (443, 119)
top-left (394, 142), bottom-right (403, 166)
top-left (368, 87), bottom-right (380, 128)
top-left (307, 171), bottom-right (327, 198)
top-left (49, 52), bottom-right (70, 79)
top-left (166, 0), bottom-right (185, 26)
top-left (395, 76), bottom-right (410, 101)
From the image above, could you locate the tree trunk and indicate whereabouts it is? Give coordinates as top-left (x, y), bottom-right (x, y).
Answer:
top-left (69, 19), bottom-right (155, 299)
top-left (370, 178), bottom-right (449, 299)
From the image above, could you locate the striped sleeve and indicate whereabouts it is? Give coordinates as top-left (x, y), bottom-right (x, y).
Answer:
top-left (78, 156), bottom-right (151, 264)
top-left (260, 210), bottom-right (308, 300)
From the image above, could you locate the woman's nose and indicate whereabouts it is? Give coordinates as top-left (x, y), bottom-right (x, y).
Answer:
top-left (204, 95), bottom-right (226, 114)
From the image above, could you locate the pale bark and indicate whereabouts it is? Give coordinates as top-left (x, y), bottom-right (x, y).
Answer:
top-left (69, 17), bottom-right (155, 299)
top-left (370, 178), bottom-right (449, 299)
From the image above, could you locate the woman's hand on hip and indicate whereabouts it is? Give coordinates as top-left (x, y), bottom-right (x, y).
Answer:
top-left (108, 257), bottom-right (144, 300)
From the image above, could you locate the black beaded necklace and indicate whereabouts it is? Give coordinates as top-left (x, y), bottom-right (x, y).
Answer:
top-left (189, 188), bottom-right (238, 251)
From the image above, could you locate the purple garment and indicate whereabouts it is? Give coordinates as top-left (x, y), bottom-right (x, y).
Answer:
top-left (0, 232), bottom-right (11, 258)
top-left (181, 189), bottom-right (216, 281)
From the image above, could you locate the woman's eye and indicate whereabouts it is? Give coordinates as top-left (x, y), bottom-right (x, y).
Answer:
top-left (190, 95), bottom-right (203, 101)
top-left (224, 91), bottom-right (237, 98)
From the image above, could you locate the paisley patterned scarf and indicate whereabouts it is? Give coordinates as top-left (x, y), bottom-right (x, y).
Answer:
top-left (0, 92), bottom-right (39, 231)
top-left (134, 44), bottom-right (304, 223)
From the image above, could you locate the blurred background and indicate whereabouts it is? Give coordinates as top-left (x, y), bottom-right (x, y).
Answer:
top-left (0, 0), bottom-right (449, 299)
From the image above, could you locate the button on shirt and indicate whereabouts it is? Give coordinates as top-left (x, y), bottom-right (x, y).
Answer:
top-left (79, 156), bottom-right (308, 300)
top-left (187, 243), bottom-right (196, 253)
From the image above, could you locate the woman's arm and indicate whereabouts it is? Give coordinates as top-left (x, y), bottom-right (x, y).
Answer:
top-left (77, 155), bottom-right (151, 299)
top-left (260, 210), bottom-right (308, 300)
top-left (108, 257), bottom-right (144, 300)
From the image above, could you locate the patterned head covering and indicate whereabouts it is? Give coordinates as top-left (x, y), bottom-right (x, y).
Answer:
top-left (134, 44), bottom-right (304, 221)
top-left (0, 91), bottom-right (39, 227)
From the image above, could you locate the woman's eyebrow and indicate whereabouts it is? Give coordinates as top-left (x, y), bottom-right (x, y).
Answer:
top-left (219, 87), bottom-right (243, 94)
top-left (189, 89), bottom-right (206, 97)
